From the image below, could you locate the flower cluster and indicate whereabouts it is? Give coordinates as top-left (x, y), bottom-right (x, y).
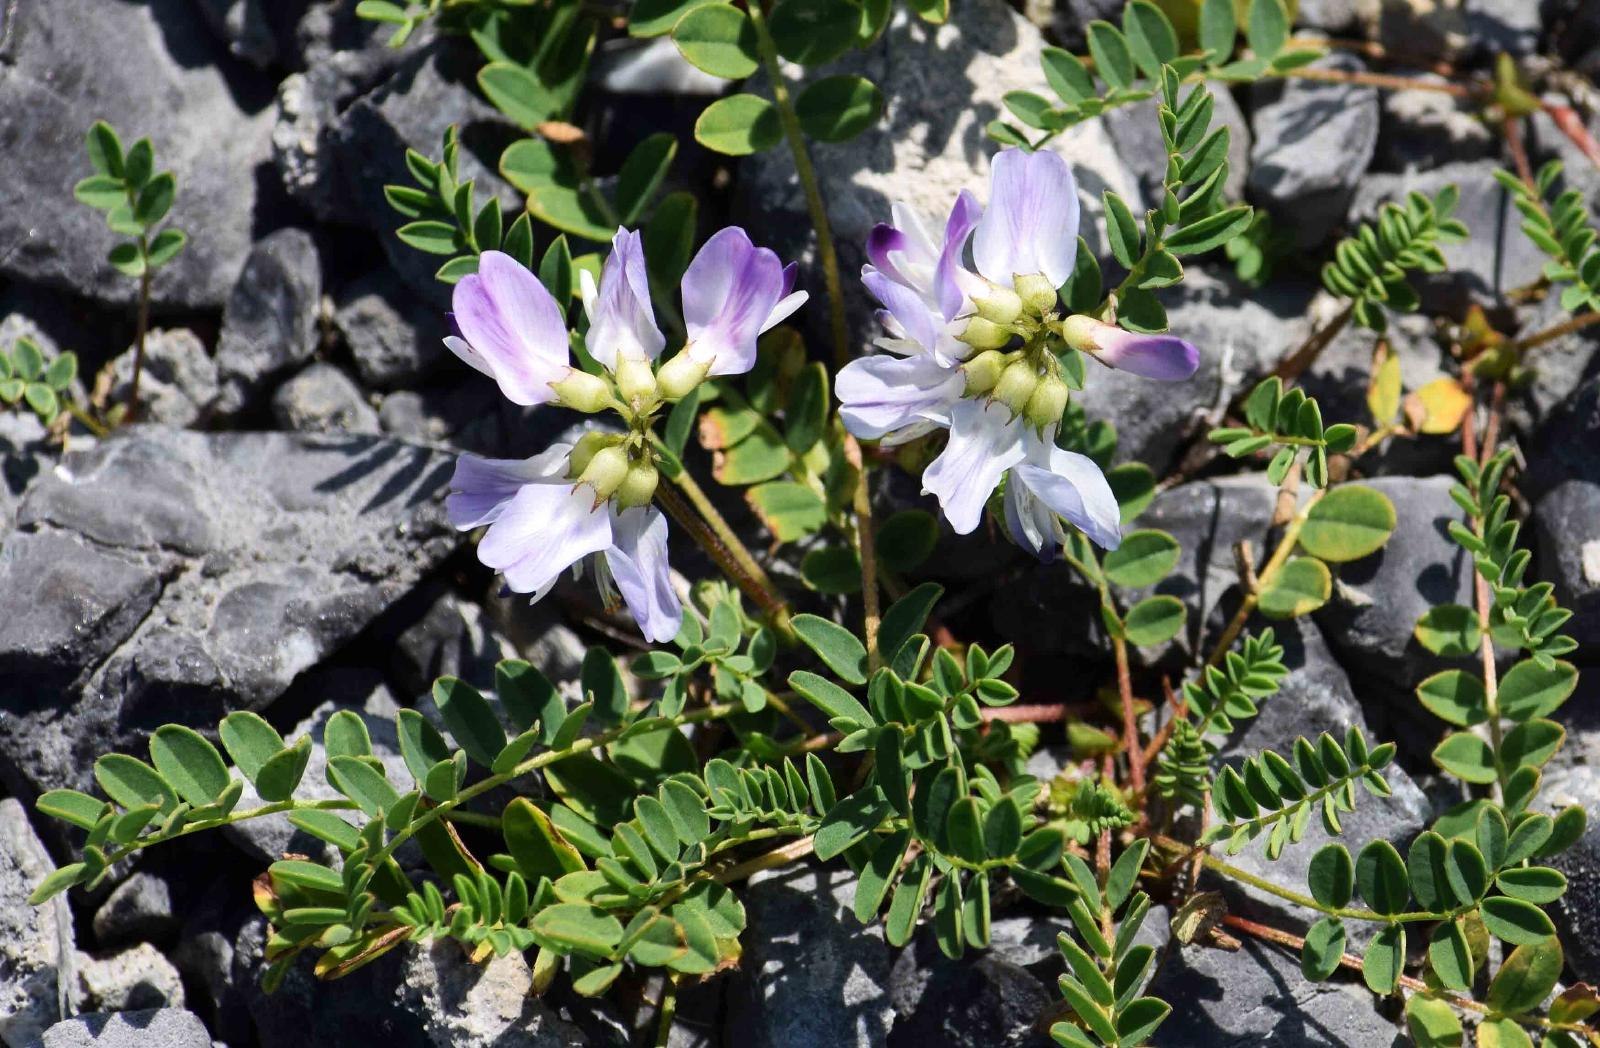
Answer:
top-left (838, 147), bottom-right (1200, 556)
top-left (444, 229), bottom-right (805, 641)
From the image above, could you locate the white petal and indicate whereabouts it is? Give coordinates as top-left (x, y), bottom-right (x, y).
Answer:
top-left (836, 354), bottom-right (963, 445)
top-left (760, 290), bottom-right (809, 334)
top-left (446, 444), bottom-right (573, 529)
top-left (973, 148), bottom-right (1080, 289)
top-left (477, 482), bottom-right (613, 596)
top-left (605, 506), bottom-right (682, 642)
top-left (922, 399), bottom-right (1024, 534)
top-left (1013, 444), bottom-right (1121, 552)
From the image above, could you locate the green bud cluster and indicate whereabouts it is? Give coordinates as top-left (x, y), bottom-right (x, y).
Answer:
top-left (570, 432), bottom-right (659, 509)
top-left (956, 272), bottom-right (1072, 433)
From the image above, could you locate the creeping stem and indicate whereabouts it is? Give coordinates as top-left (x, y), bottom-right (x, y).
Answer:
top-left (847, 436), bottom-right (882, 670)
top-left (746, 0), bottom-right (851, 369)
top-left (654, 471), bottom-right (793, 636)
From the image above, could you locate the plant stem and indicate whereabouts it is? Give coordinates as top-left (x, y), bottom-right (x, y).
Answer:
top-left (746, 0), bottom-right (850, 369)
top-left (102, 798), bottom-right (360, 867)
top-left (65, 402), bottom-right (110, 439)
top-left (1202, 474), bottom-right (1323, 668)
top-left (713, 834), bottom-right (816, 883)
top-left (849, 439), bottom-right (882, 671)
top-left (1509, 309), bottom-right (1600, 353)
top-left (371, 702), bottom-right (740, 868)
top-left (1460, 379), bottom-right (1508, 801)
top-left (1283, 65), bottom-right (1474, 97)
top-left (1113, 633), bottom-right (1145, 795)
top-left (653, 977), bottom-right (678, 1048)
top-left (655, 475), bottom-right (792, 636)
top-left (1272, 304), bottom-right (1353, 383)
top-left (128, 245), bottom-right (152, 421)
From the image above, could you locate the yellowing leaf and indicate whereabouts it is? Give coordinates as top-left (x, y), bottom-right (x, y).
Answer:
top-left (1367, 351), bottom-right (1401, 425)
top-left (1412, 378), bottom-right (1472, 435)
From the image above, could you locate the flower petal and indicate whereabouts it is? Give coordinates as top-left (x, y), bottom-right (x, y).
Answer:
top-left (451, 250), bottom-right (571, 405)
top-left (605, 505), bottom-right (682, 643)
top-left (761, 290), bottom-right (809, 334)
top-left (1012, 442), bottom-right (1121, 552)
top-left (446, 445), bottom-right (573, 529)
top-left (972, 148), bottom-right (1079, 289)
top-left (1091, 327), bottom-right (1200, 381)
top-left (934, 189), bottom-right (982, 320)
top-left (862, 267), bottom-right (941, 353)
top-left (922, 398), bottom-right (1025, 534)
top-left (477, 482), bottom-right (613, 596)
top-left (837, 353), bottom-right (964, 445)
top-left (1003, 475), bottom-right (1059, 560)
top-left (682, 226), bottom-right (788, 377)
top-left (865, 224), bottom-right (911, 286)
top-left (586, 228), bottom-right (665, 369)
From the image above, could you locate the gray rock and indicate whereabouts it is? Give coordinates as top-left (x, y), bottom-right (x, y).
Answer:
top-left (335, 270), bottom-right (445, 389)
top-left (1215, 619), bottom-right (1432, 914)
top-left (0, 427), bottom-right (460, 798)
top-left (1349, 160), bottom-right (1547, 315)
top-left (1507, 292), bottom-right (1600, 439)
top-left (107, 330), bottom-right (220, 429)
top-left (271, 363), bottom-right (380, 434)
top-left (214, 230), bottom-right (325, 416)
top-left (1464, 0), bottom-right (1542, 56)
top-left (738, 0), bottom-right (1144, 357)
top-left (329, 41), bottom-right (520, 307)
top-left (393, 591), bottom-right (518, 698)
top-left (1542, 747), bottom-right (1600, 982)
top-left (238, 926), bottom-right (586, 1048)
top-left (29, 1009), bottom-right (211, 1048)
top-left (1525, 378), bottom-right (1600, 497)
top-left (92, 873), bottom-right (176, 949)
top-left (728, 863), bottom-right (894, 1048)
top-left (194, 0), bottom-right (280, 68)
top-left (1083, 269), bottom-right (1311, 473)
top-left (1105, 84), bottom-right (1250, 206)
top-left (0, 800), bottom-right (78, 1047)
top-left (1377, 78), bottom-right (1494, 170)
top-left (0, 0), bottom-right (275, 310)
top-left (226, 670), bottom-right (409, 864)
top-left (1313, 475), bottom-right (1479, 703)
top-left (1531, 480), bottom-right (1600, 653)
top-left (0, 408), bottom-right (54, 539)
top-left (1147, 935), bottom-right (1403, 1046)
top-left (73, 945), bottom-right (183, 1013)
top-left (1297, 0), bottom-right (1376, 34)
top-left (590, 37), bottom-right (725, 96)
top-left (1249, 54), bottom-right (1379, 251)
top-left (888, 947), bottom-right (1052, 1048)
top-left (1048, 0), bottom-right (1127, 50)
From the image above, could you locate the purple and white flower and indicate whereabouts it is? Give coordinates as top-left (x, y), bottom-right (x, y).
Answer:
top-left (837, 145), bottom-right (1201, 557)
top-left (442, 224), bottom-right (805, 640)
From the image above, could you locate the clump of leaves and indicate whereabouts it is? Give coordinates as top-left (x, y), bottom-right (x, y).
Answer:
top-left (0, 338), bottom-right (77, 427)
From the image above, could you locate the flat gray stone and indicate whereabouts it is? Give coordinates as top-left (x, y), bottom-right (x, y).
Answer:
top-left (214, 229), bottom-right (325, 416)
top-left (271, 363), bottom-right (381, 435)
top-left (29, 1008), bottom-right (210, 1048)
top-left (0, 799), bottom-right (78, 1048)
top-left (0, 428), bottom-right (459, 798)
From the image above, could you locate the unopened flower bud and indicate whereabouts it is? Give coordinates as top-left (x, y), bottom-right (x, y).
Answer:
top-left (959, 316), bottom-right (1014, 351)
top-left (1059, 314), bottom-right (1102, 353)
top-left (972, 283), bottom-right (1024, 326)
top-left (993, 360), bottom-right (1039, 415)
top-left (614, 460), bottom-right (660, 510)
top-left (551, 369), bottom-right (611, 413)
top-left (1024, 374), bottom-right (1070, 431)
top-left (656, 350), bottom-right (711, 400)
top-left (1014, 273), bottom-right (1059, 316)
top-left (962, 350), bottom-right (1007, 396)
top-left (568, 431), bottom-right (616, 476)
top-left (577, 444), bottom-right (630, 499)
top-left (614, 357), bottom-right (658, 409)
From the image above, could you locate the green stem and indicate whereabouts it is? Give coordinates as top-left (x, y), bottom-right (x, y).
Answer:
top-left (102, 798), bottom-right (360, 867)
top-left (746, 0), bottom-right (850, 369)
top-left (128, 240), bottom-right (151, 421)
top-left (850, 445), bottom-right (881, 672)
top-left (654, 478), bottom-right (792, 636)
top-left (65, 401), bottom-right (110, 439)
top-left (370, 703), bottom-right (740, 868)
top-left (1202, 485), bottom-right (1325, 669)
top-left (653, 976), bottom-right (678, 1048)
top-left (1185, 844), bottom-right (1457, 924)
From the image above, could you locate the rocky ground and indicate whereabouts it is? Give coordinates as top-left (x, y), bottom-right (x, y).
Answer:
top-left (0, 0), bottom-right (1597, 1045)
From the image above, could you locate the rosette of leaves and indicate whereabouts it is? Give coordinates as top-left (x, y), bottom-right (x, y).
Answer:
top-left (0, 338), bottom-right (77, 426)
top-left (1319, 186), bottom-right (1467, 333)
top-left (999, 0), bottom-right (1321, 142)
top-left (72, 121), bottom-right (188, 283)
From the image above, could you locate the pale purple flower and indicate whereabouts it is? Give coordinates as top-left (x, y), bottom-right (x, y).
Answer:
top-left (921, 399), bottom-right (1025, 533)
top-left (1066, 317), bottom-right (1199, 381)
top-left (836, 352), bottom-right (965, 445)
top-left (447, 443), bottom-right (682, 642)
top-left (583, 228), bottom-right (665, 368)
top-left (445, 250), bottom-right (572, 405)
top-left (678, 227), bottom-right (808, 377)
top-left (971, 148), bottom-right (1079, 290)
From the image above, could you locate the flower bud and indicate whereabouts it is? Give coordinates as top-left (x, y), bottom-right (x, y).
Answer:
top-left (577, 444), bottom-right (630, 500)
top-left (568, 431), bottom-right (617, 476)
top-left (614, 357), bottom-right (659, 409)
top-left (656, 350), bottom-right (711, 400)
top-left (959, 316), bottom-right (1014, 351)
top-left (971, 283), bottom-right (1024, 326)
top-left (1059, 314), bottom-right (1102, 353)
top-left (1014, 273), bottom-right (1059, 316)
top-left (613, 460), bottom-right (660, 510)
top-left (1024, 374), bottom-right (1070, 431)
top-left (962, 350), bottom-right (1007, 396)
top-left (993, 360), bottom-right (1039, 415)
top-left (551, 369), bottom-right (611, 413)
